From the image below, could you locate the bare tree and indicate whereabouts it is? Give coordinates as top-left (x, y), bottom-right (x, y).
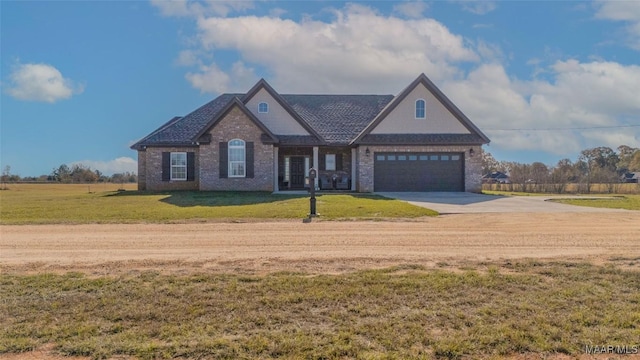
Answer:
top-left (530, 162), bottom-right (549, 192)
top-left (550, 159), bottom-right (577, 194)
top-left (480, 148), bottom-right (500, 175)
top-left (506, 162), bottom-right (532, 192)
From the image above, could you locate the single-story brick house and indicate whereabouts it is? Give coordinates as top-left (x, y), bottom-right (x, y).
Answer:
top-left (131, 73), bottom-right (490, 192)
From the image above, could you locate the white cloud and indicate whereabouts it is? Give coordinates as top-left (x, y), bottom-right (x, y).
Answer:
top-left (190, 3), bottom-right (478, 93)
top-left (5, 62), bottom-right (83, 103)
top-left (393, 1), bottom-right (429, 19)
top-left (457, 1), bottom-right (497, 15)
top-left (185, 60), bottom-right (255, 93)
top-left (269, 8), bottom-right (287, 18)
top-left (175, 50), bottom-right (200, 66)
top-left (154, 1), bottom-right (640, 160)
top-left (70, 157), bottom-right (137, 175)
top-left (595, 0), bottom-right (640, 50)
top-left (150, 0), bottom-right (254, 17)
top-left (443, 60), bottom-right (640, 156)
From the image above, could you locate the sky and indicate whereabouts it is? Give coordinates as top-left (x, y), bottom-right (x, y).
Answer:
top-left (1, 0), bottom-right (639, 177)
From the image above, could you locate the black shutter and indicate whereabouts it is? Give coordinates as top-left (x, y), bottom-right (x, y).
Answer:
top-left (162, 152), bottom-right (170, 181)
top-left (320, 154), bottom-right (326, 171)
top-left (219, 142), bottom-right (228, 178)
top-left (246, 142), bottom-right (254, 178)
top-left (186, 152), bottom-right (195, 181)
top-left (336, 153), bottom-right (343, 171)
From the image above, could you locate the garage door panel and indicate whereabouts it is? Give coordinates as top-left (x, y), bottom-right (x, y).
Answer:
top-left (374, 152), bottom-right (463, 192)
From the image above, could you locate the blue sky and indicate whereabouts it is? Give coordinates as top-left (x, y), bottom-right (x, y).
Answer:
top-left (1, 0), bottom-right (639, 176)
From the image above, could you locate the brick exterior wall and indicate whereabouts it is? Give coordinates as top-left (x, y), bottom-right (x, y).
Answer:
top-left (356, 145), bottom-right (483, 193)
top-left (199, 106), bottom-right (274, 191)
top-left (143, 146), bottom-right (200, 191)
top-left (137, 150), bottom-right (147, 190)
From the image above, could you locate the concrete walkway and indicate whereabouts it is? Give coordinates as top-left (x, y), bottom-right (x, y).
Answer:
top-left (377, 192), bottom-right (630, 214)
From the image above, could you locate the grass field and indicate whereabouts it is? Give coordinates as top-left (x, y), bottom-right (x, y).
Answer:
top-left (1, 261), bottom-right (639, 359)
top-left (0, 184), bottom-right (436, 224)
top-left (483, 190), bottom-right (640, 211)
top-left (3, 184), bottom-right (638, 359)
top-left (552, 195), bottom-right (640, 211)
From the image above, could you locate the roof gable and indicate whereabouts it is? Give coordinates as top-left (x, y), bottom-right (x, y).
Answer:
top-left (352, 73), bottom-right (490, 145)
top-left (242, 79), bottom-right (324, 142)
top-left (195, 97), bottom-right (279, 143)
top-left (132, 74), bottom-right (490, 149)
top-left (244, 87), bottom-right (310, 135)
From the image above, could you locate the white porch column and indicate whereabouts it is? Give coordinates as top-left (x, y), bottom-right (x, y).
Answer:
top-left (273, 147), bottom-right (279, 192)
top-left (351, 148), bottom-right (357, 191)
top-left (313, 146), bottom-right (319, 189)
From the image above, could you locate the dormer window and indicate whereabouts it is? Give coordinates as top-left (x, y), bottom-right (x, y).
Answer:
top-left (415, 99), bottom-right (426, 119)
top-left (258, 102), bottom-right (269, 113)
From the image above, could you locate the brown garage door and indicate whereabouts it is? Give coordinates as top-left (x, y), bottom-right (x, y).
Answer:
top-left (374, 152), bottom-right (464, 192)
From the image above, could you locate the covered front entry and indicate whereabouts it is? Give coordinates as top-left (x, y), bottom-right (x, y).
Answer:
top-left (374, 152), bottom-right (464, 192)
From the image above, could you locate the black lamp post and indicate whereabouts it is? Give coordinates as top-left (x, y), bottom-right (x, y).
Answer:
top-left (308, 168), bottom-right (317, 217)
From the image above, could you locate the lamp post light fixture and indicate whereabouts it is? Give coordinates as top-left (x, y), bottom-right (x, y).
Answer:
top-left (308, 168), bottom-right (317, 217)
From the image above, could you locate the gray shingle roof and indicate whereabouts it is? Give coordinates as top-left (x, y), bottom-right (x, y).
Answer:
top-left (281, 95), bottom-right (394, 145)
top-left (131, 75), bottom-right (489, 149)
top-left (132, 93), bottom-right (393, 148)
top-left (132, 94), bottom-right (241, 148)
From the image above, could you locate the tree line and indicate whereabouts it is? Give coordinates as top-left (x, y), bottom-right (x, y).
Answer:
top-left (1, 164), bottom-right (137, 184)
top-left (482, 145), bottom-right (640, 193)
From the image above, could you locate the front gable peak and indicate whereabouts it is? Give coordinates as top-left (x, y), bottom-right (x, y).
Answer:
top-left (352, 73), bottom-right (490, 145)
top-left (195, 97), bottom-right (279, 144)
top-left (241, 79), bottom-right (324, 141)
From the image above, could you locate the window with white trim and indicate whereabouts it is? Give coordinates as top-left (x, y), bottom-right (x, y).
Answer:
top-left (171, 152), bottom-right (187, 181)
top-left (325, 154), bottom-right (336, 171)
top-left (258, 102), bottom-right (269, 113)
top-left (228, 139), bottom-right (246, 177)
top-left (415, 99), bottom-right (426, 119)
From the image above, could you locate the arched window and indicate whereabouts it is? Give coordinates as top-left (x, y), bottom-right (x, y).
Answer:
top-left (258, 102), bottom-right (269, 113)
top-left (415, 99), bottom-right (426, 119)
top-left (228, 139), bottom-right (246, 177)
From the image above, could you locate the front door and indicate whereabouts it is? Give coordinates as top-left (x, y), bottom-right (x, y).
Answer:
top-left (290, 157), bottom-right (305, 189)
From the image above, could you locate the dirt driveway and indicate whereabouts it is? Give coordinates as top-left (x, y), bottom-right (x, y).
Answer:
top-left (2, 212), bottom-right (639, 275)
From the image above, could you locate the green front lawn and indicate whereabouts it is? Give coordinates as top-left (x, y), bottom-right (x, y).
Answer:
top-left (552, 195), bottom-right (640, 211)
top-left (0, 184), bottom-right (437, 224)
top-left (483, 190), bottom-right (640, 211)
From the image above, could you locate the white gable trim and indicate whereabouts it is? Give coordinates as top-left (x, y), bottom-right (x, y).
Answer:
top-left (352, 73), bottom-right (490, 145)
top-left (371, 83), bottom-right (470, 134)
top-left (245, 88), bottom-right (309, 135)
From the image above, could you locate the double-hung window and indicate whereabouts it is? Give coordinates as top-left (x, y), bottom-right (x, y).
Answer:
top-left (228, 139), bottom-right (246, 177)
top-left (325, 154), bottom-right (336, 171)
top-left (415, 99), bottom-right (426, 119)
top-left (170, 152), bottom-right (187, 180)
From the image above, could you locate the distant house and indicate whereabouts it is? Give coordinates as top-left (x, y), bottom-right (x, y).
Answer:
top-left (131, 74), bottom-right (490, 192)
top-left (621, 172), bottom-right (639, 183)
top-left (482, 171), bottom-right (510, 184)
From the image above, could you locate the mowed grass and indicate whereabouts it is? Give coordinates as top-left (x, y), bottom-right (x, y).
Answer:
top-left (483, 190), bottom-right (640, 211)
top-left (1, 261), bottom-right (639, 359)
top-left (0, 184), bottom-right (436, 224)
top-left (553, 194), bottom-right (640, 211)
